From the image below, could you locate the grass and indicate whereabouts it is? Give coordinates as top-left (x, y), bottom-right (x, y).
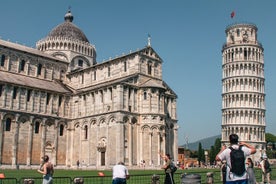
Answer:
top-left (0, 167), bottom-right (275, 183)
top-left (0, 168), bottom-right (165, 180)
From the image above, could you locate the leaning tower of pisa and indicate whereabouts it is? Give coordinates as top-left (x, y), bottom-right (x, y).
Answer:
top-left (221, 23), bottom-right (266, 159)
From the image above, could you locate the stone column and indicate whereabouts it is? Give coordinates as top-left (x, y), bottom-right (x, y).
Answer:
top-left (105, 121), bottom-right (109, 167)
top-left (116, 121), bottom-right (124, 163)
top-left (157, 131), bottom-right (161, 165)
top-left (41, 119), bottom-right (47, 157)
top-left (12, 114), bottom-right (20, 166)
top-left (125, 87), bottom-right (129, 111)
top-left (66, 124), bottom-right (73, 167)
top-left (128, 123), bottom-right (132, 166)
top-left (118, 85), bottom-right (124, 110)
top-left (27, 116), bottom-right (34, 166)
top-left (149, 131), bottom-right (152, 166)
top-left (52, 119), bottom-right (58, 166)
top-left (0, 113), bottom-right (3, 163)
top-left (138, 130), bottom-right (143, 165)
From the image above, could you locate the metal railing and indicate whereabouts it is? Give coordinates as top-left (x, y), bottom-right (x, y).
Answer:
top-left (0, 168), bottom-right (274, 184)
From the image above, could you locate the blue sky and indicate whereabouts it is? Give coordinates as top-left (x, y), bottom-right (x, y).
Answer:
top-left (0, 0), bottom-right (275, 145)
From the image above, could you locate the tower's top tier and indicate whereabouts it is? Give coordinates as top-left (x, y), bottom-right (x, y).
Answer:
top-left (224, 23), bottom-right (259, 47)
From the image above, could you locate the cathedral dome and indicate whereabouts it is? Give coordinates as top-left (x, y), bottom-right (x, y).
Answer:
top-left (47, 10), bottom-right (89, 43)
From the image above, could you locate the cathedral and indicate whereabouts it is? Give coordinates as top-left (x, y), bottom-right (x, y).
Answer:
top-left (0, 10), bottom-right (178, 169)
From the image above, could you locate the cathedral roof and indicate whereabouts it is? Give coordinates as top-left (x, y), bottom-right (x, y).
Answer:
top-left (0, 71), bottom-right (71, 93)
top-left (46, 10), bottom-right (89, 43)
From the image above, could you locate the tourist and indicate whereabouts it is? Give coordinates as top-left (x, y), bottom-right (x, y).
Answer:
top-left (37, 155), bottom-right (54, 184)
top-left (260, 153), bottom-right (271, 184)
top-left (246, 158), bottom-right (256, 184)
top-left (215, 134), bottom-right (256, 184)
top-left (112, 162), bottom-right (130, 184)
top-left (159, 153), bottom-right (175, 184)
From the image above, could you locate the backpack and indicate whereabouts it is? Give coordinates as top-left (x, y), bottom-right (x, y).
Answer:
top-left (170, 161), bottom-right (177, 173)
top-left (229, 145), bottom-right (245, 176)
top-left (264, 160), bottom-right (271, 173)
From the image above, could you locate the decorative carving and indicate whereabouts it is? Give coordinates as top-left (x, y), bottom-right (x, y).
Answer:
top-left (97, 139), bottom-right (106, 152)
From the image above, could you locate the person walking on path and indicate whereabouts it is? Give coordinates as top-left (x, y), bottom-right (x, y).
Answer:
top-left (37, 155), bottom-right (54, 184)
top-left (246, 157), bottom-right (256, 184)
top-left (159, 153), bottom-right (175, 184)
top-left (216, 134), bottom-right (256, 184)
top-left (221, 160), bottom-right (227, 184)
top-left (260, 153), bottom-right (271, 184)
top-left (112, 161), bottom-right (130, 184)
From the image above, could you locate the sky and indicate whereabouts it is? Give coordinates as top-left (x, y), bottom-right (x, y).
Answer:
top-left (0, 0), bottom-right (275, 145)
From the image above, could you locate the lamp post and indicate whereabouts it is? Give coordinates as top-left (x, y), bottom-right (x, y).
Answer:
top-left (204, 151), bottom-right (208, 166)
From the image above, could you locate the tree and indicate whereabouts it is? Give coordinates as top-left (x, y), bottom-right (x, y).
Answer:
top-left (209, 146), bottom-right (216, 165)
top-left (197, 142), bottom-right (205, 166)
top-left (266, 133), bottom-right (276, 146)
top-left (208, 138), bottom-right (221, 165)
top-left (214, 138), bottom-right (221, 154)
top-left (265, 133), bottom-right (276, 158)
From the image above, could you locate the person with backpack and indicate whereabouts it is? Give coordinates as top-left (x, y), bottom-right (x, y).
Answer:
top-left (260, 153), bottom-right (271, 184)
top-left (216, 134), bottom-right (256, 184)
top-left (159, 153), bottom-right (175, 184)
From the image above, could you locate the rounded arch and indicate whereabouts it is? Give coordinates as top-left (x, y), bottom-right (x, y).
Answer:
top-left (98, 116), bottom-right (106, 126)
top-left (80, 119), bottom-right (89, 128)
top-left (141, 125), bottom-right (151, 132)
top-left (52, 52), bottom-right (68, 61)
top-left (57, 121), bottom-right (68, 128)
top-left (74, 121), bottom-right (81, 128)
top-left (107, 115), bottom-right (116, 125)
top-left (18, 115), bottom-right (30, 123)
top-left (151, 125), bottom-right (159, 131)
top-left (2, 113), bottom-right (15, 121)
top-left (45, 119), bottom-right (55, 127)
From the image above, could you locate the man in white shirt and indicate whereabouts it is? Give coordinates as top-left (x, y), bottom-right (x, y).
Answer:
top-left (216, 134), bottom-right (256, 184)
top-left (112, 162), bottom-right (130, 184)
top-left (260, 154), bottom-right (271, 184)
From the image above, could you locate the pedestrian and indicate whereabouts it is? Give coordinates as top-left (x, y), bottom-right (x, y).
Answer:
top-left (221, 160), bottom-right (227, 184)
top-left (112, 161), bottom-right (130, 184)
top-left (246, 158), bottom-right (256, 184)
top-left (159, 153), bottom-right (175, 184)
top-left (37, 155), bottom-right (54, 184)
top-left (215, 134), bottom-right (256, 184)
top-left (260, 153), bottom-right (271, 184)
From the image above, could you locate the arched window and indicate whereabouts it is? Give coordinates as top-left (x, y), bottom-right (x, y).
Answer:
top-left (5, 118), bottom-right (11, 131)
top-left (78, 59), bottom-right (83, 67)
top-left (13, 87), bottom-right (17, 99)
top-left (59, 124), bottom-right (64, 136)
top-left (0, 84), bottom-right (2, 97)
top-left (108, 67), bottom-right (111, 77)
top-left (94, 71), bottom-right (97, 80)
top-left (20, 60), bottom-right (25, 71)
top-left (1, 55), bottom-right (5, 66)
top-left (58, 95), bottom-right (62, 107)
top-left (144, 91), bottom-right (147, 100)
top-left (84, 125), bottom-right (88, 139)
top-left (148, 63), bottom-right (152, 75)
top-left (34, 121), bottom-right (40, 134)
top-left (27, 89), bottom-right (32, 102)
top-left (124, 61), bottom-right (127, 72)
top-left (37, 64), bottom-right (42, 75)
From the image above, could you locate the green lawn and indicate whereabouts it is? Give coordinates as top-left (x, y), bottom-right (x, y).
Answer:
top-left (0, 167), bottom-right (275, 183)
